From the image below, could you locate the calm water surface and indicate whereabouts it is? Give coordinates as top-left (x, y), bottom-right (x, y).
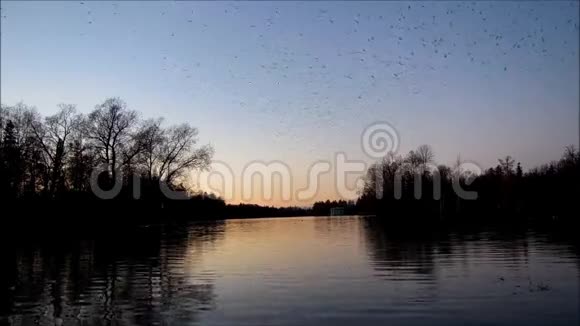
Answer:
top-left (1, 216), bottom-right (578, 325)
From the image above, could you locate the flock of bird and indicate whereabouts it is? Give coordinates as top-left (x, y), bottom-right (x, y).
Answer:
top-left (1, 1), bottom-right (578, 144)
top-left (2, 2), bottom-right (577, 84)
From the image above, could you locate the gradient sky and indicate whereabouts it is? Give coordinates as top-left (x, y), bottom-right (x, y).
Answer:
top-left (1, 1), bottom-right (578, 205)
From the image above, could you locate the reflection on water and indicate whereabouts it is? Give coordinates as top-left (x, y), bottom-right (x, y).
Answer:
top-left (0, 222), bottom-right (226, 326)
top-left (0, 216), bottom-right (578, 326)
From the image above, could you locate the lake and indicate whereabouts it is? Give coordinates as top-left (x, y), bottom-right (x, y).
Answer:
top-left (0, 216), bottom-right (578, 326)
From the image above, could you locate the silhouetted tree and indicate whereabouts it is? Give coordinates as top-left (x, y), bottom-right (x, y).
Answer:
top-left (498, 155), bottom-right (515, 176)
top-left (416, 144), bottom-right (435, 169)
top-left (86, 98), bottom-right (139, 184)
top-left (0, 99), bottom-right (219, 219)
top-left (1, 120), bottom-right (23, 198)
top-left (146, 123), bottom-right (213, 185)
top-left (1, 98), bottom-right (579, 224)
top-left (358, 145), bottom-right (580, 223)
top-left (30, 104), bottom-right (81, 196)
top-left (66, 139), bottom-right (94, 193)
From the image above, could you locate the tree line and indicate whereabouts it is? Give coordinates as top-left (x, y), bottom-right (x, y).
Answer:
top-left (1, 99), bottom-right (578, 223)
top-left (0, 98), bottom-right (322, 222)
top-left (0, 98), bottom-right (214, 216)
top-left (355, 144), bottom-right (580, 223)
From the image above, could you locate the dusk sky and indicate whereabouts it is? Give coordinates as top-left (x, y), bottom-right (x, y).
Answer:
top-left (1, 1), bottom-right (578, 205)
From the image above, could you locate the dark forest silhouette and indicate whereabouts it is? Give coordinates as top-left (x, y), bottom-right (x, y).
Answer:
top-left (1, 100), bottom-right (579, 225)
top-left (0, 99), bottom-right (218, 219)
top-left (0, 100), bottom-right (315, 223)
top-left (356, 144), bottom-right (580, 224)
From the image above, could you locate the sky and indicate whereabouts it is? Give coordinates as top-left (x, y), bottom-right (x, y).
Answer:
top-left (1, 1), bottom-right (578, 206)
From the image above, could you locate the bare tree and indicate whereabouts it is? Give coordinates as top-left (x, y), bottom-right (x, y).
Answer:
top-left (0, 104), bottom-right (7, 141)
top-left (156, 124), bottom-right (213, 185)
top-left (453, 154), bottom-right (463, 178)
top-left (405, 150), bottom-right (421, 168)
top-left (563, 145), bottom-right (577, 163)
top-left (2, 99), bottom-right (214, 199)
top-left (66, 115), bottom-right (94, 192)
top-left (86, 98), bottom-right (138, 182)
top-left (4, 103), bottom-right (39, 148)
top-left (138, 118), bottom-right (165, 181)
top-left (135, 120), bottom-right (213, 187)
top-left (498, 155), bottom-right (515, 175)
top-left (30, 104), bottom-right (81, 195)
top-left (416, 144), bottom-right (435, 166)
top-left (405, 145), bottom-right (434, 173)
top-left (3, 103), bottom-right (46, 195)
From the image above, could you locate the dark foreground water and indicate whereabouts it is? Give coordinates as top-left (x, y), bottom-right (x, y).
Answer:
top-left (0, 216), bottom-right (578, 326)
